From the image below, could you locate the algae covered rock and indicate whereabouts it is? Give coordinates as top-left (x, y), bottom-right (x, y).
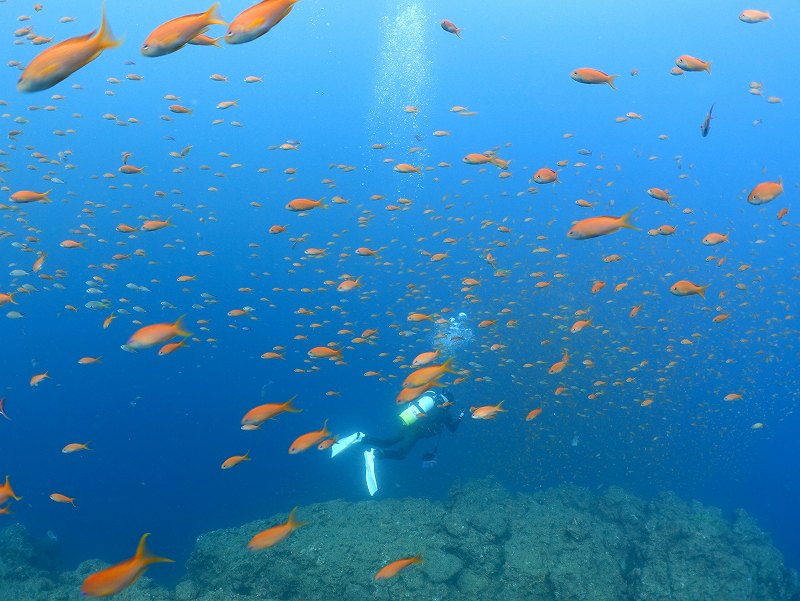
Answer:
top-left (1, 480), bottom-right (798, 601)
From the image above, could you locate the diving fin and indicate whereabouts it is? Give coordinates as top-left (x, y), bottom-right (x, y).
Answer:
top-left (364, 449), bottom-right (378, 496)
top-left (330, 431), bottom-right (364, 458)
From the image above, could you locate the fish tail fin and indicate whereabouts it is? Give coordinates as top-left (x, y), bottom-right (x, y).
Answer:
top-left (136, 533), bottom-right (175, 566)
top-left (284, 395), bottom-right (302, 413)
top-left (288, 506), bottom-right (308, 530)
top-left (211, 36), bottom-right (224, 48)
top-left (441, 357), bottom-right (457, 374)
top-left (173, 314), bottom-right (192, 338)
top-left (5, 475), bottom-right (22, 501)
top-left (698, 285), bottom-right (710, 299)
top-left (9, 292), bottom-right (18, 305)
top-left (497, 400), bottom-right (508, 412)
top-left (618, 208), bottom-right (640, 231)
top-left (322, 418), bottom-right (330, 436)
top-left (705, 62), bottom-right (712, 75)
top-left (607, 75), bottom-right (619, 90)
top-left (97, 2), bottom-right (123, 50)
top-left (205, 2), bottom-right (227, 26)
top-left (413, 554), bottom-right (424, 564)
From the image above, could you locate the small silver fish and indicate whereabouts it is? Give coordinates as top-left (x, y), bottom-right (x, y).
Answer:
top-left (700, 103), bottom-right (714, 137)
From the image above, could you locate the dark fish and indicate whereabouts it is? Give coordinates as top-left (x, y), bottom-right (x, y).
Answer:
top-left (700, 103), bottom-right (714, 137)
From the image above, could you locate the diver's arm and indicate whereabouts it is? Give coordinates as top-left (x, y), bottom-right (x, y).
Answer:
top-left (444, 409), bottom-right (463, 432)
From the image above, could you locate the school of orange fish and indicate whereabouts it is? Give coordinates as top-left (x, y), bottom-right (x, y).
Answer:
top-left (0, 1), bottom-right (793, 595)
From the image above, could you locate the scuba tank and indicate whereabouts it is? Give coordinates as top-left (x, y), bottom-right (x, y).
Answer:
top-left (398, 391), bottom-right (437, 426)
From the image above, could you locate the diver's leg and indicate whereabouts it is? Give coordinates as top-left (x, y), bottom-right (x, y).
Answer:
top-left (362, 432), bottom-right (403, 450)
top-left (378, 432), bottom-right (417, 461)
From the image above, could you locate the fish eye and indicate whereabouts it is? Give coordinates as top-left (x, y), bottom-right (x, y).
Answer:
top-left (142, 44), bottom-right (148, 49)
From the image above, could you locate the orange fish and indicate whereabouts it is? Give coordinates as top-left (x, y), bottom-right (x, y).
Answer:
top-left (567, 209), bottom-right (638, 239)
top-left (396, 384), bottom-right (434, 405)
top-left (62, 442), bottom-right (91, 453)
top-left (440, 20), bottom-right (461, 37)
top-left (670, 280), bottom-right (709, 298)
top-left (337, 277), bottom-right (362, 292)
top-left (286, 198), bottom-right (325, 211)
top-left (0, 292), bottom-right (17, 306)
top-left (241, 395), bottom-right (301, 427)
top-left (141, 218), bottom-right (173, 232)
top-left (10, 189), bottom-right (51, 203)
top-left (78, 356), bottom-right (102, 365)
top-left (141, 3), bottom-right (226, 57)
top-left (747, 178), bottom-right (783, 205)
top-left (412, 349), bottom-right (439, 367)
top-left (17, 5), bottom-right (121, 92)
top-left (570, 67), bottom-right (618, 89)
top-left (124, 315), bottom-right (191, 351)
top-left (289, 420), bottom-right (330, 454)
top-left (570, 318), bottom-right (592, 334)
top-left (548, 350), bottom-right (569, 374)
top-left (221, 452), bottom-right (250, 469)
top-left (470, 401), bottom-right (507, 420)
top-left (740, 9), bottom-right (771, 23)
top-left (30, 371), bottom-right (49, 387)
top-left (646, 187), bottom-right (673, 205)
top-left (247, 506), bottom-right (306, 550)
top-left (307, 346), bottom-right (342, 359)
top-left (81, 533), bottom-right (174, 598)
top-left (402, 358), bottom-right (456, 389)
top-left (50, 493), bottom-right (76, 507)
top-left (375, 555), bottom-right (423, 580)
top-left (103, 312), bottom-right (116, 330)
top-left (702, 233), bottom-right (728, 246)
top-left (676, 54), bottom-right (711, 74)
top-left (525, 408), bottom-right (543, 421)
top-left (158, 338), bottom-right (188, 356)
top-left (0, 475), bottom-right (22, 505)
top-left (317, 436), bottom-right (338, 451)
top-left (226, 0), bottom-right (299, 45)
top-left (533, 167), bottom-right (560, 184)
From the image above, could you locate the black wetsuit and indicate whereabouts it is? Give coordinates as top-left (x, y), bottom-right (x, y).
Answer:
top-left (363, 395), bottom-right (461, 461)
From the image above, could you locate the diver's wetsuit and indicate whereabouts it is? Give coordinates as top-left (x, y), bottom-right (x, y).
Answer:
top-left (363, 399), bottom-right (461, 461)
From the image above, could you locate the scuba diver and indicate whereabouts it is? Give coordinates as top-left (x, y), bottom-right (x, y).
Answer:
top-left (331, 388), bottom-right (464, 496)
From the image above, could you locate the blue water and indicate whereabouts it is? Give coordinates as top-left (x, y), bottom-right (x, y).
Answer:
top-left (1, 0), bottom-right (798, 586)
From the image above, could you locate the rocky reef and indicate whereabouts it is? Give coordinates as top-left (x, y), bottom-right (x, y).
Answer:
top-left (1, 479), bottom-right (798, 600)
